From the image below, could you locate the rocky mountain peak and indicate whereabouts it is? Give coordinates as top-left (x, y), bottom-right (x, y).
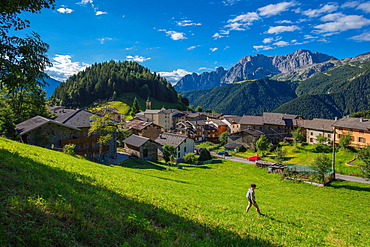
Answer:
top-left (175, 50), bottom-right (335, 92)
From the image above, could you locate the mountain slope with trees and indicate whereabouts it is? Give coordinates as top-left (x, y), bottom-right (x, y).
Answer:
top-left (274, 64), bottom-right (370, 119)
top-left (182, 78), bottom-right (297, 116)
top-left (49, 60), bottom-right (179, 108)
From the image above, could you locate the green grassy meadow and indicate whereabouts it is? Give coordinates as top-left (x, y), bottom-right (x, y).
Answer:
top-left (1, 138), bottom-right (369, 246)
top-left (230, 144), bottom-right (364, 176)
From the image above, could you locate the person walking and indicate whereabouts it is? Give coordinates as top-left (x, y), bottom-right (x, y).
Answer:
top-left (246, 184), bottom-right (265, 216)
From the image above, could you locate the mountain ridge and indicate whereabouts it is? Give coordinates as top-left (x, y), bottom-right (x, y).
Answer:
top-left (174, 49), bottom-right (334, 92)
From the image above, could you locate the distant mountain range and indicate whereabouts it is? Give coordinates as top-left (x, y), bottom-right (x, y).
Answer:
top-left (181, 50), bottom-right (370, 119)
top-left (43, 77), bottom-right (62, 98)
top-left (174, 49), bottom-right (334, 92)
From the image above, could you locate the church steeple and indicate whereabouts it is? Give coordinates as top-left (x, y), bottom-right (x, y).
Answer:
top-left (146, 96), bottom-right (152, 110)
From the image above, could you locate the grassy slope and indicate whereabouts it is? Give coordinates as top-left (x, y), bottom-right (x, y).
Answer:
top-left (90, 92), bottom-right (186, 119)
top-left (1, 138), bottom-right (369, 246)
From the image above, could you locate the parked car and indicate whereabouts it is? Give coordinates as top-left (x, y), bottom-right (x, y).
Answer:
top-left (246, 156), bottom-right (260, 161)
top-left (217, 151), bottom-right (229, 156)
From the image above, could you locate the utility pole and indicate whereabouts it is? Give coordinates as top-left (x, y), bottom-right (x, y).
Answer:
top-left (332, 127), bottom-right (336, 180)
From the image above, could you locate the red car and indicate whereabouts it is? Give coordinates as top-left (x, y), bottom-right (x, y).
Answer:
top-left (247, 156), bottom-right (261, 161)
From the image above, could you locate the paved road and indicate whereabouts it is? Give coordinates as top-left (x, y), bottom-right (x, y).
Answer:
top-left (212, 152), bottom-right (256, 164)
top-left (335, 174), bottom-right (370, 184)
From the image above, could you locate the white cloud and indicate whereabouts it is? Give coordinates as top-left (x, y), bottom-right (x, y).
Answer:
top-left (210, 48), bottom-right (218, 52)
top-left (77, 0), bottom-right (93, 4)
top-left (187, 45), bottom-right (200, 50)
top-left (57, 7), bottom-right (73, 14)
top-left (350, 31), bottom-right (370, 41)
top-left (303, 4), bottom-right (338, 17)
top-left (158, 69), bottom-right (192, 83)
top-left (273, 40), bottom-right (290, 47)
top-left (341, 1), bottom-right (360, 9)
top-left (160, 30), bottom-right (187, 40)
top-left (222, 0), bottom-right (242, 6)
top-left (228, 12), bottom-right (260, 24)
top-left (222, 12), bottom-right (260, 33)
top-left (95, 10), bottom-right (107, 15)
top-left (276, 20), bottom-right (293, 24)
top-left (98, 37), bottom-right (113, 44)
top-left (304, 34), bottom-right (317, 39)
top-left (212, 33), bottom-right (223, 39)
top-left (176, 20), bottom-right (201, 26)
top-left (198, 67), bottom-right (213, 71)
top-left (258, 1), bottom-right (296, 17)
top-left (315, 13), bottom-right (370, 33)
top-left (253, 45), bottom-right (273, 51)
top-left (357, 2), bottom-right (370, 13)
top-left (45, 55), bottom-right (90, 82)
top-left (267, 25), bottom-right (301, 34)
top-left (262, 37), bottom-right (274, 43)
top-left (125, 55), bottom-right (151, 62)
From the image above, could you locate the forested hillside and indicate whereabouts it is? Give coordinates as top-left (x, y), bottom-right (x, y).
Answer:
top-left (294, 61), bottom-right (370, 96)
top-left (274, 71), bottom-right (370, 119)
top-left (182, 79), bottom-right (297, 116)
top-left (49, 61), bottom-right (179, 107)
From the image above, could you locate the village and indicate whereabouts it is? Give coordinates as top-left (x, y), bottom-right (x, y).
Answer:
top-left (14, 97), bottom-right (370, 167)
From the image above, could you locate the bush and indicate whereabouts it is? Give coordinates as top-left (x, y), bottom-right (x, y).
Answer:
top-left (63, 144), bottom-right (76, 155)
top-left (184, 153), bottom-right (197, 164)
top-left (198, 148), bottom-right (212, 161)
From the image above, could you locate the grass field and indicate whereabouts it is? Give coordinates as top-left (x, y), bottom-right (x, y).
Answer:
top-left (229, 144), bottom-right (364, 176)
top-left (1, 138), bottom-right (369, 246)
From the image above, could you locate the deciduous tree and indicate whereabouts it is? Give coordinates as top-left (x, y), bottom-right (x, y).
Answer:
top-left (88, 111), bottom-right (116, 162)
top-left (311, 154), bottom-right (331, 185)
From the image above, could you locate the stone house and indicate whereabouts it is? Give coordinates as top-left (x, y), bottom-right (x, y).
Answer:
top-left (228, 129), bottom-right (264, 150)
top-left (16, 109), bottom-right (117, 160)
top-left (155, 132), bottom-right (194, 162)
top-left (123, 134), bottom-right (159, 161)
top-left (262, 112), bottom-right (304, 144)
top-left (125, 119), bottom-right (161, 140)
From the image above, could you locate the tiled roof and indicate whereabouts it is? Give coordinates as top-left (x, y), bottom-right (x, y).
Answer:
top-left (126, 119), bottom-right (153, 130)
top-left (172, 112), bottom-right (186, 118)
top-left (16, 116), bottom-right (79, 136)
top-left (302, 118), bottom-right (337, 131)
top-left (207, 120), bottom-right (227, 126)
top-left (222, 116), bottom-right (242, 124)
top-left (239, 115), bottom-right (264, 125)
top-left (155, 132), bottom-right (187, 148)
top-left (263, 112), bottom-right (301, 127)
top-left (188, 120), bottom-right (206, 126)
top-left (54, 109), bottom-right (94, 128)
top-left (230, 129), bottom-right (264, 137)
top-left (332, 117), bottom-right (370, 131)
top-left (123, 134), bottom-right (150, 147)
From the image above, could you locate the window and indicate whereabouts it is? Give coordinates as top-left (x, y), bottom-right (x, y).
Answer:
top-left (184, 147), bottom-right (186, 152)
top-left (178, 146), bottom-right (180, 151)
top-left (359, 137), bottom-right (366, 143)
top-left (327, 134), bottom-right (331, 138)
top-left (310, 132), bottom-right (313, 136)
top-left (178, 152), bottom-right (180, 158)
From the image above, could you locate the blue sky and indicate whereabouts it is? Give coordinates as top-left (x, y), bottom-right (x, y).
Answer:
top-left (18, 0), bottom-right (370, 83)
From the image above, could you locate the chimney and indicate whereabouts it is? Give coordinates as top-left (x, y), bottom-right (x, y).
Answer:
top-left (360, 117), bottom-right (364, 123)
top-left (334, 117), bottom-right (338, 121)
